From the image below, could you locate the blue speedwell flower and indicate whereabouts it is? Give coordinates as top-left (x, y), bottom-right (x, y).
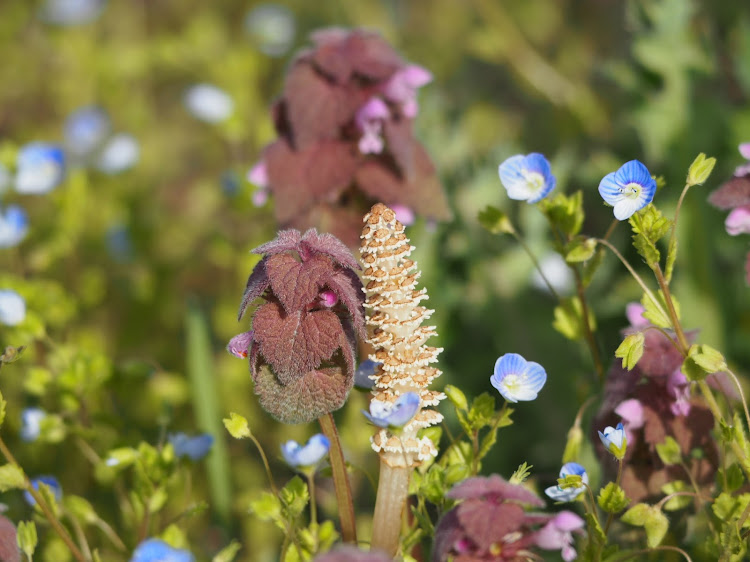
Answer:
top-left (40, 0), bottom-right (105, 26)
top-left (363, 392), bottom-right (421, 428)
top-left (598, 160), bottom-right (656, 220)
top-left (598, 422), bottom-right (627, 460)
top-left (490, 353), bottom-right (547, 403)
top-left (545, 462), bottom-right (588, 503)
top-left (24, 475), bottom-right (62, 507)
top-left (0, 205), bottom-right (29, 248)
top-left (169, 433), bottom-right (214, 461)
top-left (15, 143), bottom-right (65, 194)
top-left (20, 408), bottom-right (46, 442)
top-left (281, 434), bottom-right (330, 468)
top-left (498, 153), bottom-right (556, 203)
top-left (184, 84), bottom-right (234, 124)
top-left (96, 133), bottom-right (140, 174)
top-left (64, 106), bottom-right (111, 157)
top-left (354, 359), bottom-right (381, 390)
top-left (131, 538), bottom-right (195, 562)
top-left (0, 290), bottom-right (26, 326)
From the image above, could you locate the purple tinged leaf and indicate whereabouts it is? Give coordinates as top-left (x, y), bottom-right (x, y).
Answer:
top-left (325, 269), bottom-right (366, 339)
top-left (251, 229), bottom-right (302, 256)
top-left (237, 257), bottom-right (270, 320)
top-left (708, 174), bottom-right (750, 210)
top-left (446, 474), bottom-right (545, 507)
top-left (300, 229), bottom-right (361, 270)
top-left (456, 499), bottom-right (525, 552)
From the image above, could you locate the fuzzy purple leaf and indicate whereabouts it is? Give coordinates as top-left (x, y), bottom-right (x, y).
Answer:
top-left (300, 229), bottom-right (361, 271)
top-left (265, 254), bottom-right (331, 313)
top-left (238, 257), bottom-right (270, 320)
top-left (708, 174), bottom-right (750, 210)
top-left (252, 230), bottom-right (302, 256)
top-left (456, 499), bottom-right (526, 552)
top-left (447, 474), bottom-right (545, 507)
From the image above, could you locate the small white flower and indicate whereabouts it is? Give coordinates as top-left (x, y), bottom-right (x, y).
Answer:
top-left (184, 84), bottom-right (234, 124)
top-left (0, 290), bottom-right (26, 326)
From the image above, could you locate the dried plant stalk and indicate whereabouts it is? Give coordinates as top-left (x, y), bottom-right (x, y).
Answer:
top-left (360, 203), bottom-right (444, 554)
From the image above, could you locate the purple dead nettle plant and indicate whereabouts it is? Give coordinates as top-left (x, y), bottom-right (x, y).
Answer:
top-left (249, 27), bottom-right (451, 246)
top-left (227, 228), bottom-right (365, 424)
top-left (359, 203), bottom-right (444, 555)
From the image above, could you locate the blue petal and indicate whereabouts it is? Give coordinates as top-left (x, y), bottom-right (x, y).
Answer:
top-left (523, 361), bottom-right (547, 393)
top-left (598, 171), bottom-right (622, 206)
top-left (64, 106), bottom-right (110, 156)
top-left (385, 392), bottom-right (421, 426)
top-left (131, 538), bottom-right (195, 562)
top-left (544, 484), bottom-right (583, 503)
top-left (615, 160), bottom-right (653, 188)
top-left (560, 462), bottom-right (587, 479)
top-left (281, 434), bottom-right (329, 467)
top-left (169, 433), bottom-right (214, 461)
top-left (24, 475), bottom-right (62, 507)
top-left (493, 353), bottom-right (527, 380)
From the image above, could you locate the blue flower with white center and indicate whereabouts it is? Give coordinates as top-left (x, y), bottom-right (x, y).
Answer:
top-left (354, 359), bottom-right (380, 390)
top-left (0, 290), bottom-right (26, 326)
top-left (24, 475), bottom-right (62, 507)
top-left (0, 205), bottom-right (29, 248)
top-left (281, 434), bottom-right (330, 468)
top-left (545, 462), bottom-right (588, 503)
top-left (498, 153), bottom-right (556, 203)
top-left (598, 160), bottom-right (656, 220)
top-left (490, 353), bottom-right (546, 403)
top-left (184, 84), bottom-right (234, 124)
top-left (20, 408), bottom-right (46, 442)
top-left (96, 133), bottom-right (139, 174)
top-left (598, 422), bottom-right (627, 460)
top-left (131, 538), bottom-right (195, 562)
top-left (363, 392), bottom-right (421, 428)
top-left (15, 143), bottom-right (65, 194)
top-left (168, 433), bottom-right (214, 461)
top-left (64, 106), bottom-right (111, 158)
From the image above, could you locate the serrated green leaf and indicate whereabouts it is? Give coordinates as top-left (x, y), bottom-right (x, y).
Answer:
top-left (444, 384), bottom-right (468, 411)
top-left (615, 332), bottom-right (645, 371)
top-left (280, 476), bottom-right (309, 518)
top-left (223, 412), bottom-right (251, 439)
top-left (17, 520), bottom-right (37, 559)
top-left (687, 153), bottom-right (716, 186)
top-left (317, 520), bottom-right (338, 551)
top-left (597, 482), bottom-right (629, 514)
top-left (660, 481), bottom-right (692, 511)
top-left (640, 291), bottom-right (673, 329)
top-left (478, 206), bottom-right (515, 235)
top-left (541, 191), bottom-right (585, 236)
top-left (212, 540), bottom-right (242, 562)
top-left (632, 232), bottom-right (660, 266)
top-left (468, 393), bottom-right (496, 430)
top-left (723, 464), bottom-right (745, 493)
top-left (655, 436), bottom-right (682, 466)
top-left (644, 506), bottom-right (668, 547)
top-left (0, 464), bottom-right (25, 492)
top-left (565, 237), bottom-right (597, 263)
top-left (585, 511), bottom-right (606, 547)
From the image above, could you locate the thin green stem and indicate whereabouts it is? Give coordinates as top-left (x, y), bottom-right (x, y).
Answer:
top-left (64, 509), bottom-right (93, 562)
top-left (318, 413), bottom-right (357, 543)
top-left (306, 472), bottom-right (319, 552)
top-left (510, 231), bottom-right (560, 301)
top-left (667, 182), bottom-right (692, 258)
top-left (603, 218), bottom-right (619, 242)
top-left (725, 367), bottom-right (750, 434)
top-left (571, 264), bottom-right (604, 382)
top-left (247, 433), bottom-right (278, 497)
top-left (609, 545), bottom-right (693, 562)
top-left (655, 491), bottom-right (700, 511)
top-left (0, 437), bottom-right (86, 562)
top-left (595, 238), bottom-right (668, 320)
top-left (653, 266), bottom-right (689, 351)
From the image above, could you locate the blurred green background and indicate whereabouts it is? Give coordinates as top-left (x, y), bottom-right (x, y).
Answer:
top-left (1, 0), bottom-right (750, 559)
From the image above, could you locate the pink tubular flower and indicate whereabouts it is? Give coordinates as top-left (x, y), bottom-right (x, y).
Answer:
top-left (667, 370), bottom-right (691, 416)
top-left (534, 511), bottom-right (585, 561)
top-left (625, 302), bottom-right (648, 329)
top-left (390, 204), bottom-right (415, 226)
top-left (725, 205), bottom-right (750, 236)
top-left (355, 97), bottom-right (389, 154)
top-left (381, 64), bottom-right (432, 118)
top-left (227, 331), bottom-right (254, 359)
top-left (248, 160), bottom-right (270, 207)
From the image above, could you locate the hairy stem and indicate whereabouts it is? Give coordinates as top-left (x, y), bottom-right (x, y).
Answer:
top-left (371, 459), bottom-right (410, 556)
top-left (318, 413), bottom-right (356, 543)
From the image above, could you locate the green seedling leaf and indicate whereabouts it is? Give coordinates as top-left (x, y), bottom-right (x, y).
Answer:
top-left (644, 507), bottom-right (669, 547)
top-left (280, 476), bottom-right (309, 518)
top-left (655, 436), bottom-right (682, 466)
top-left (621, 503), bottom-right (650, 526)
top-left (598, 482), bottom-right (629, 514)
top-left (444, 384), bottom-right (468, 411)
top-left (0, 464), bottom-right (25, 492)
top-left (687, 153), bottom-right (716, 186)
top-left (249, 492), bottom-right (282, 526)
top-left (478, 206), bottom-right (515, 235)
top-left (17, 520), bottom-right (37, 560)
top-left (553, 297), bottom-right (596, 341)
top-left (468, 393), bottom-right (496, 430)
top-left (223, 412), bottom-right (251, 439)
top-left (565, 237), bottom-right (597, 263)
top-left (640, 291), bottom-right (675, 329)
top-left (615, 332), bottom-right (645, 371)
top-left (722, 463), bottom-right (745, 493)
top-left (212, 540), bottom-right (242, 562)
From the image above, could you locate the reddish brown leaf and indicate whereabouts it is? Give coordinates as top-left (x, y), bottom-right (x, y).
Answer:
top-left (456, 499), bottom-right (525, 552)
top-left (265, 254), bottom-right (331, 313)
top-left (300, 229), bottom-right (361, 270)
top-left (252, 302), bottom-right (344, 382)
top-left (252, 229), bottom-right (302, 256)
top-left (0, 515), bottom-right (18, 562)
top-left (238, 257), bottom-right (270, 320)
top-left (447, 475), bottom-right (544, 507)
top-left (325, 269), bottom-right (366, 339)
top-left (708, 174), bottom-right (750, 210)
top-left (310, 28), bottom-right (403, 83)
top-left (383, 115), bottom-right (416, 177)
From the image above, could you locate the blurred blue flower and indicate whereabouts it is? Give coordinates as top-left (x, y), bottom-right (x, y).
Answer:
top-left (96, 133), bottom-right (139, 174)
top-left (24, 476), bottom-right (62, 507)
top-left (106, 225), bottom-right (134, 262)
top-left (0, 205), bottom-right (29, 248)
top-left (0, 290), bottom-right (26, 326)
top-left (598, 160), bottom-right (656, 220)
top-left (244, 4), bottom-right (296, 57)
top-left (363, 392), bottom-right (421, 428)
top-left (131, 538), bottom-right (194, 562)
top-left (490, 353), bottom-right (546, 403)
top-left (64, 106), bottom-right (111, 158)
top-left (598, 422), bottom-right (627, 460)
top-left (20, 408), bottom-right (46, 442)
top-left (545, 462), bottom-right (588, 503)
top-left (168, 433), bottom-right (214, 461)
top-left (40, 0), bottom-right (105, 26)
top-left (498, 153), bottom-right (556, 203)
top-left (15, 143), bottom-right (65, 194)
top-left (281, 434), bottom-right (329, 468)
top-left (220, 170), bottom-right (241, 196)
top-left (354, 359), bottom-right (380, 390)
top-left (184, 84), bottom-right (234, 124)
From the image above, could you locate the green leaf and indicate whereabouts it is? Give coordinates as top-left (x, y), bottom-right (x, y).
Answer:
top-left (478, 206), bottom-right (515, 235)
top-left (655, 436), bottom-right (682, 466)
top-left (212, 540), bottom-right (242, 562)
top-left (722, 463), bottom-right (745, 493)
top-left (467, 393), bottom-right (496, 430)
top-left (0, 464), bottom-right (25, 492)
top-left (640, 291), bottom-right (674, 329)
top-left (553, 297), bottom-right (596, 341)
top-left (104, 447), bottom-right (139, 469)
top-left (597, 482), bottom-right (629, 514)
top-left (23, 367), bottom-right (52, 396)
top-left (687, 153), bottom-right (717, 186)
top-left (223, 412), bottom-right (252, 439)
top-left (582, 247), bottom-right (606, 287)
top-left (585, 511), bottom-right (606, 548)
top-left (713, 492), bottom-right (750, 527)
top-left (631, 204), bottom-right (672, 242)
top-left (664, 237), bottom-right (677, 284)
top-left (249, 492), bottom-right (282, 525)
top-left (565, 237), bottom-right (597, 263)
top-left (660, 481), bottom-right (692, 511)
top-left (615, 332), bottom-right (645, 371)
top-left (443, 384), bottom-right (468, 411)
top-left (317, 520), bottom-right (339, 551)
top-left (17, 520), bottom-right (37, 560)
top-left (63, 495), bottom-right (97, 524)
top-left (541, 191), bottom-right (585, 236)
top-left (280, 476), bottom-right (309, 518)
top-left (621, 503), bottom-right (650, 526)
top-left (148, 487), bottom-right (168, 514)
top-left (682, 344), bottom-right (727, 382)
top-left (643, 507), bottom-right (669, 547)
